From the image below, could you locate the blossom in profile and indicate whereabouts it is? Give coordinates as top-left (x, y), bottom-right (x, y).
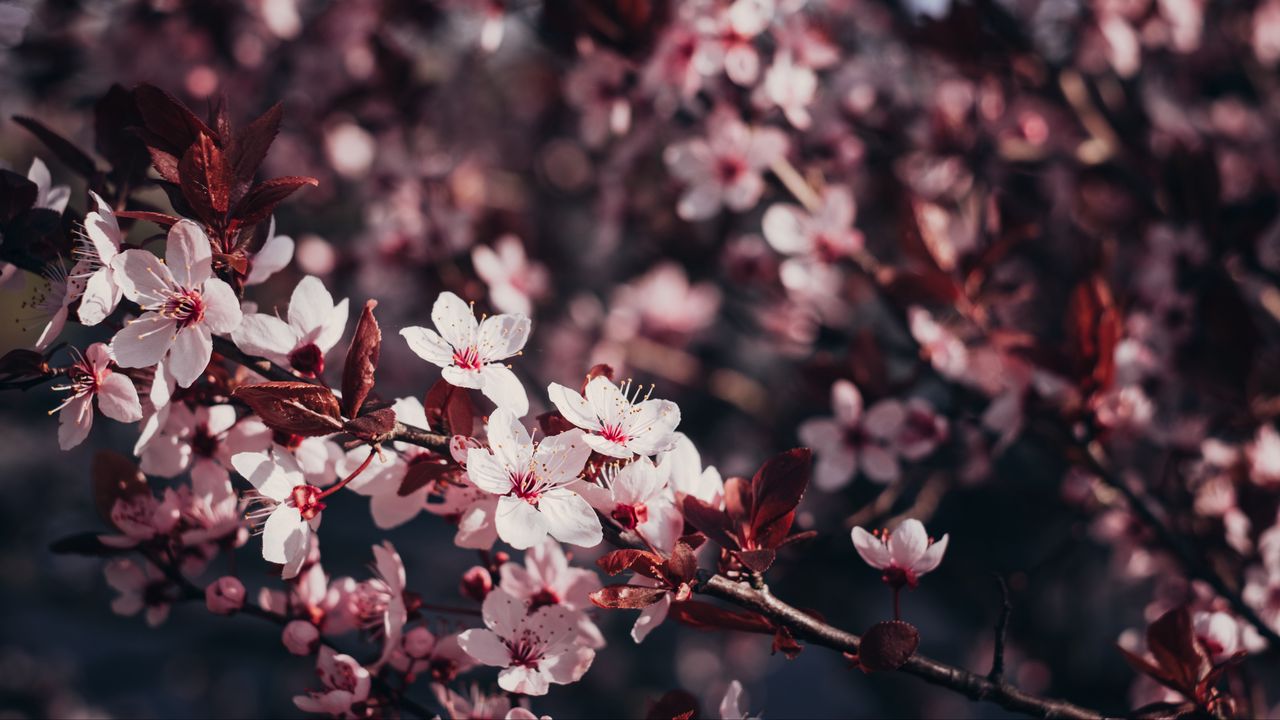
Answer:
top-left (547, 376), bottom-right (681, 459)
top-left (74, 191), bottom-right (125, 326)
top-left (401, 291), bottom-right (531, 416)
top-left (232, 275), bottom-right (349, 377)
top-left (457, 588), bottom-right (595, 696)
top-left (51, 342), bottom-right (142, 450)
top-left (233, 449), bottom-right (324, 579)
top-left (851, 518), bottom-right (949, 589)
top-left (110, 220), bottom-right (243, 387)
top-left (28, 157), bottom-right (69, 213)
top-left (466, 408), bottom-right (600, 549)
top-left (293, 647), bottom-right (371, 717)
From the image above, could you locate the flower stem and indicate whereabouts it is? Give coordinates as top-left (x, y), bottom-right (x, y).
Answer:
top-left (893, 586), bottom-right (901, 622)
top-left (318, 447), bottom-right (376, 501)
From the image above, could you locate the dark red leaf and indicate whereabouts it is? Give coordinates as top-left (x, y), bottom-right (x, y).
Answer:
top-left (670, 600), bottom-right (775, 634)
top-left (1145, 607), bottom-right (1205, 695)
top-left (681, 495), bottom-right (737, 550)
top-left (12, 116), bottom-right (98, 179)
top-left (229, 103), bottom-right (282, 197)
top-left (858, 620), bottom-right (920, 672)
top-left (233, 382), bottom-right (343, 436)
top-left (94, 84), bottom-right (150, 183)
top-left (0, 169), bottom-right (38, 224)
top-left (343, 407), bottom-right (397, 444)
top-left (667, 540), bottom-right (697, 583)
top-left (425, 379), bottom-right (474, 436)
top-left (398, 456), bottom-right (454, 496)
top-left (582, 363), bottom-right (614, 393)
top-left (234, 176), bottom-right (319, 227)
top-left (537, 410), bottom-right (577, 436)
top-left (133, 83), bottom-right (213, 154)
top-left (178, 133), bottom-right (231, 223)
top-left (342, 300), bottom-right (381, 419)
top-left (91, 450), bottom-right (149, 528)
top-left (145, 145), bottom-right (182, 185)
top-left (0, 348), bottom-right (48, 380)
top-left (590, 584), bottom-right (670, 609)
top-left (1119, 646), bottom-right (1180, 693)
top-left (1067, 275), bottom-right (1121, 398)
top-left (645, 690), bottom-right (700, 720)
top-left (114, 210), bottom-right (181, 228)
top-left (597, 549), bottom-right (666, 579)
top-left (750, 448), bottom-right (811, 548)
top-left (736, 548), bottom-right (777, 574)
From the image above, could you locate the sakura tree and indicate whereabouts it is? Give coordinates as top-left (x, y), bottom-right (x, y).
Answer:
top-left (2, 0), bottom-right (1280, 718)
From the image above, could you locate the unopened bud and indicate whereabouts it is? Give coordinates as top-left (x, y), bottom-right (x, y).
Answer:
top-left (403, 626), bottom-right (436, 658)
top-left (460, 566), bottom-right (492, 603)
top-left (205, 576), bottom-right (246, 615)
top-left (282, 619), bottom-right (320, 655)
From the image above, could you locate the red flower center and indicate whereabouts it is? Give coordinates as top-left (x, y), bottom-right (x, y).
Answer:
top-left (717, 156), bottom-right (746, 183)
top-left (600, 423), bottom-right (629, 445)
top-left (510, 471), bottom-right (541, 505)
top-left (288, 342), bottom-right (325, 376)
top-left (192, 423), bottom-right (219, 458)
top-left (452, 346), bottom-right (483, 371)
top-left (529, 587), bottom-right (561, 611)
top-left (290, 484), bottom-right (325, 520)
top-left (162, 288), bottom-right (206, 329)
top-left (610, 502), bottom-right (649, 530)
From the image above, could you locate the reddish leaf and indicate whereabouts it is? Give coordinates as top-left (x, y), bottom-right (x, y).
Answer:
top-left (537, 410), bottom-right (577, 436)
top-left (858, 620), bottom-right (920, 672)
top-left (772, 626), bottom-right (803, 659)
top-left (133, 83), bottom-right (213, 154)
top-left (0, 348), bottom-right (48, 380)
top-left (343, 407), bottom-right (397, 444)
top-left (667, 540), bottom-right (698, 584)
top-left (425, 379), bottom-right (474, 436)
top-left (234, 176), bottom-right (320, 227)
top-left (736, 548), bottom-right (777, 574)
top-left (146, 146), bottom-right (182, 185)
top-left (94, 84), bottom-right (150, 182)
top-left (1066, 275), bottom-right (1120, 398)
top-left (342, 300), bottom-right (381, 419)
top-left (670, 600), bottom-right (774, 634)
top-left (178, 133), bottom-right (231, 222)
top-left (750, 448), bottom-right (811, 548)
top-left (1145, 607), bottom-right (1205, 696)
top-left (229, 103), bottom-right (282, 196)
top-left (233, 382), bottom-right (343, 436)
top-left (115, 210), bottom-right (181, 228)
top-left (597, 549), bottom-right (666, 579)
top-left (582, 363), bottom-right (614, 393)
top-left (12, 116), bottom-right (98, 179)
top-left (91, 451), bottom-right (148, 528)
top-left (645, 690), bottom-right (700, 720)
top-left (398, 456), bottom-right (454, 496)
top-left (590, 584), bottom-right (670, 609)
top-left (681, 495), bottom-right (736, 549)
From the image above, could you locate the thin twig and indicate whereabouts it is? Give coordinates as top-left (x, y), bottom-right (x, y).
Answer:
top-left (990, 574), bottom-right (1012, 683)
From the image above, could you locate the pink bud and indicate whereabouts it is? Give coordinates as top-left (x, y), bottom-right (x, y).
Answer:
top-left (460, 566), bottom-right (492, 603)
top-left (283, 619), bottom-right (320, 655)
top-left (205, 576), bottom-right (246, 615)
top-left (403, 626), bottom-right (436, 658)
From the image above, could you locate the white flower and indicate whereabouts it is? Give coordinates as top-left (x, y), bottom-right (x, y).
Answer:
top-left (233, 449), bottom-right (323, 579)
top-left (798, 380), bottom-right (904, 490)
top-left (576, 457), bottom-right (682, 553)
top-left (762, 185), bottom-right (862, 262)
top-left (547, 376), bottom-right (681, 459)
top-left (471, 235), bottom-right (549, 316)
top-left (663, 106), bottom-right (787, 221)
top-left (293, 647), bottom-right (371, 718)
top-left (28, 158), bottom-right (69, 213)
top-left (110, 220), bottom-right (243, 387)
top-left (466, 408), bottom-right (601, 550)
top-left (232, 275), bottom-right (349, 376)
top-left (851, 519), bottom-right (949, 587)
top-left (457, 588), bottom-right (595, 696)
top-left (401, 291), bottom-right (531, 416)
top-left (246, 216), bottom-right (295, 286)
top-left (51, 342), bottom-right (142, 450)
top-left (657, 432), bottom-right (724, 508)
top-left (74, 191), bottom-right (126, 325)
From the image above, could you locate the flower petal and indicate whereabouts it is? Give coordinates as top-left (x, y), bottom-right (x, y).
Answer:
top-left (547, 382), bottom-right (600, 431)
top-left (851, 526), bottom-right (892, 569)
top-left (457, 628), bottom-right (510, 667)
top-left (200, 279), bottom-right (243, 334)
top-left (168, 326), bottom-right (213, 387)
top-left (96, 372), bottom-right (143, 423)
top-left (400, 326), bottom-right (454, 367)
top-left (111, 313), bottom-right (177, 369)
top-left (539, 490), bottom-right (602, 548)
top-left (476, 313), bottom-right (530, 362)
top-left (495, 495), bottom-right (550, 550)
top-left (888, 519), bottom-right (928, 568)
top-left (431, 291), bottom-right (477, 349)
top-left (166, 220), bottom-right (213, 288)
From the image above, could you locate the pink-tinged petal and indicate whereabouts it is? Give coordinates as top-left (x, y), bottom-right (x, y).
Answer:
top-left (479, 364), bottom-right (529, 417)
top-left (455, 502), bottom-right (499, 550)
top-left (864, 400), bottom-right (906, 440)
top-left (373, 541), bottom-right (406, 592)
top-left (507, 709), bottom-right (538, 720)
top-left (820, 185), bottom-right (857, 228)
top-left (497, 666), bottom-right (549, 696)
top-left (523, 604), bottom-right (581, 655)
top-left (111, 313), bottom-right (177, 369)
top-left (477, 313), bottom-right (531, 362)
top-left (314, 298), bottom-right (349, 353)
top-left (85, 191), bottom-right (122, 261)
top-left (496, 495), bottom-right (551, 550)
top-left (612, 457), bottom-right (665, 504)
top-left (831, 380), bottom-right (863, 426)
top-left (246, 230), bottom-right (293, 285)
top-left (205, 404), bottom-right (239, 435)
top-left (532, 428), bottom-right (591, 485)
top-left (631, 594), bottom-right (670, 643)
top-left (232, 313), bottom-right (296, 363)
top-left (169, 326), bottom-right (213, 387)
top-left (499, 563), bottom-right (540, 600)
top-left (467, 450), bottom-right (516, 495)
top-left (719, 680), bottom-right (746, 720)
top-left (166, 220), bottom-right (213, 288)
top-left (913, 534), bottom-right (949, 575)
top-left (762, 203), bottom-right (812, 255)
top-left (200, 279), bottom-right (242, 334)
top-left (663, 139), bottom-right (713, 182)
top-left (746, 126), bottom-right (788, 168)
top-left (723, 171), bottom-right (764, 213)
top-left (431, 291), bottom-right (478, 349)
top-left (582, 433), bottom-right (633, 459)
top-left (541, 646), bottom-right (595, 685)
top-left (888, 519), bottom-right (928, 568)
top-left (859, 445), bottom-right (899, 484)
top-left (96, 372), bottom-right (142, 423)
top-left (112, 249), bottom-right (174, 305)
top-left (287, 276), bottom-right (335, 337)
top-left (262, 505), bottom-right (307, 564)
top-left (724, 45), bottom-right (760, 85)
top-left (78, 267), bottom-right (121, 326)
top-left (370, 486), bottom-right (427, 529)
top-left (57, 394), bottom-right (93, 450)
top-left (443, 364), bottom-right (484, 389)
top-left (482, 588), bottom-right (527, 638)
top-left (677, 183), bottom-right (723, 221)
top-left (457, 628), bottom-right (510, 667)
top-left (539, 490), bottom-right (602, 548)
top-left (851, 527), bottom-right (892, 569)
top-left (813, 446), bottom-right (857, 492)
top-left (400, 326), bottom-right (454, 367)
top-left (232, 451), bottom-right (294, 501)
top-left (34, 305), bottom-right (67, 351)
top-left (547, 382), bottom-right (600, 431)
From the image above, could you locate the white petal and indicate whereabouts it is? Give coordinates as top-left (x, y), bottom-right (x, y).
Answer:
top-left (631, 595), bottom-right (670, 643)
top-left (57, 394), bottom-right (93, 450)
top-left (112, 250), bottom-right (175, 305)
top-left (623, 399), bottom-right (681, 456)
top-left (851, 527), bottom-right (892, 569)
top-left (232, 313), bottom-right (297, 361)
top-left (547, 382), bottom-right (600, 431)
top-left (431, 291), bottom-right (478, 349)
top-left (442, 364), bottom-right (484, 389)
top-left (200, 279), bottom-right (242, 334)
top-left (479, 365), bottom-right (528, 417)
top-left (287, 276), bottom-right (335, 337)
top-left (168, 326), bottom-right (213, 387)
top-left (457, 629), bottom-right (510, 667)
top-left (497, 666), bottom-right (549, 696)
top-left (96, 372), bottom-right (143, 423)
top-left (538, 490), bottom-right (602, 548)
top-left (78, 268), bottom-right (122, 326)
top-left (762, 203), bottom-right (812, 255)
top-left (582, 432), bottom-right (632, 459)
top-left (314, 298), bottom-right (349, 353)
top-left (495, 495), bottom-right (550, 550)
top-left (111, 313), bottom-right (177, 369)
top-left (400, 326), bottom-right (453, 367)
top-left (370, 487), bottom-right (427, 529)
top-left (913, 534), bottom-right (948, 575)
top-left (262, 505), bottom-right (307, 564)
top-left (532, 428), bottom-right (591, 485)
top-left (476, 313), bottom-right (530, 362)
top-left (541, 646), bottom-right (594, 686)
top-left (247, 229), bottom-right (294, 285)
top-left (888, 519), bottom-right (928, 568)
top-left (232, 451), bottom-right (294, 501)
top-left (482, 588), bottom-right (528, 638)
top-left (166, 220), bottom-right (212, 288)
top-left (831, 380), bottom-right (863, 426)
top-left (84, 191), bottom-right (122, 261)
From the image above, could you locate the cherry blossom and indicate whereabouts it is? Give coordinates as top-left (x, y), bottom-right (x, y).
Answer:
top-left (74, 191), bottom-right (126, 325)
top-left (292, 647), bottom-right (371, 718)
top-left (799, 380), bottom-right (904, 489)
top-left (425, 476), bottom-right (500, 550)
top-left (110, 220), bottom-right (243, 387)
top-left (909, 307), bottom-right (969, 381)
top-left (50, 342), bottom-right (142, 450)
top-left (340, 397), bottom-right (445, 529)
top-left (577, 457), bottom-right (682, 553)
top-left (657, 432), bottom-right (725, 508)
top-left (140, 403), bottom-right (270, 485)
top-left (719, 680), bottom-right (758, 720)
top-left (390, 627), bottom-right (476, 683)
top-left (432, 685), bottom-right (520, 720)
top-left (24, 264), bottom-right (81, 351)
top-left (499, 538), bottom-right (605, 648)
top-left (472, 235), bottom-right (549, 317)
top-left (104, 558), bottom-right (171, 627)
top-left (206, 576), bottom-right (246, 615)
top-left (755, 52), bottom-right (818, 129)
top-left (457, 588), bottom-right (596, 696)
top-left (564, 49), bottom-right (633, 147)
top-left (852, 519), bottom-right (949, 589)
top-left (233, 449), bottom-right (324, 579)
top-left (694, 0), bottom-right (774, 86)
top-left (664, 106), bottom-right (788, 220)
top-left (245, 216), bottom-right (295, 286)
top-left (547, 376), bottom-right (682, 459)
top-left (401, 291), bottom-right (532, 416)
top-left (466, 408), bottom-right (600, 549)
top-left (27, 157), bottom-right (69, 213)
top-left (232, 275), bottom-right (349, 377)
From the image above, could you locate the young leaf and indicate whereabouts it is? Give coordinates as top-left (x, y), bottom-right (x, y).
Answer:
top-left (178, 132), bottom-right (231, 223)
top-left (233, 382), bottom-right (343, 436)
top-left (343, 406), bottom-right (397, 444)
top-left (858, 620), bottom-right (920, 672)
top-left (12, 116), bottom-right (99, 179)
top-left (234, 176), bottom-right (320, 227)
top-left (590, 584), bottom-right (670, 609)
top-left (341, 300), bottom-right (381, 419)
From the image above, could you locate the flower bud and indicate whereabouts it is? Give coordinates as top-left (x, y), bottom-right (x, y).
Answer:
top-left (205, 576), bottom-right (246, 615)
top-left (460, 566), bottom-right (492, 603)
top-left (283, 619), bottom-right (320, 655)
top-left (403, 626), bottom-right (436, 658)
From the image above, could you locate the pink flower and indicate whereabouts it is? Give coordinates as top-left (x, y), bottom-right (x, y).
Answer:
top-left (719, 680), bottom-right (757, 720)
top-left (74, 191), bottom-right (125, 325)
top-left (664, 107), bottom-right (788, 220)
top-left (25, 264), bottom-right (81, 351)
top-left (110, 220), bottom-right (243, 387)
top-left (369, 542), bottom-right (408, 668)
top-left (694, 0), bottom-right (774, 86)
top-left (799, 380), bottom-right (904, 490)
top-left (234, 449), bottom-right (324, 579)
top-left (641, 23), bottom-right (713, 113)
top-left (657, 432), bottom-right (724, 508)
top-left (245, 217), bottom-right (295, 286)
top-left (851, 519), bottom-right (949, 588)
top-left (390, 627), bottom-right (477, 683)
top-left (140, 403), bottom-right (270, 483)
top-left (401, 291), bottom-right (532, 416)
top-left (466, 408), bottom-right (601, 549)
top-left (340, 397), bottom-right (441, 529)
top-left (893, 398), bottom-right (949, 461)
top-left (909, 307), bottom-right (969, 381)
top-left (283, 619), bottom-right (321, 655)
top-left (28, 157), bottom-right (69, 213)
top-left (472, 235), bottom-right (549, 317)
top-left (457, 588), bottom-right (596, 696)
top-left (105, 558), bottom-right (171, 627)
top-left (547, 376), bottom-right (682, 459)
top-left (564, 50), bottom-right (633, 147)
top-left (425, 475), bottom-right (501, 550)
top-left (606, 262), bottom-right (721, 341)
top-left (292, 647), bottom-right (371, 718)
top-left (99, 491), bottom-right (181, 549)
top-left (51, 342), bottom-right (142, 450)
top-left (1248, 424), bottom-right (1280, 487)
top-left (232, 275), bottom-right (349, 377)
top-left (499, 538), bottom-right (605, 648)
top-left (762, 185), bottom-right (863, 262)
top-left (754, 52), bottom-right (818, 129)
top-left (577, 457), bottom-right (682, 553)
top-left (205, 576), bottom-right (246, 615)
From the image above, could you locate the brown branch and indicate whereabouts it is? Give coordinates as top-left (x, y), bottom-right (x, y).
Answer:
top-left (696, 573), bottom-right (1111, 720)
